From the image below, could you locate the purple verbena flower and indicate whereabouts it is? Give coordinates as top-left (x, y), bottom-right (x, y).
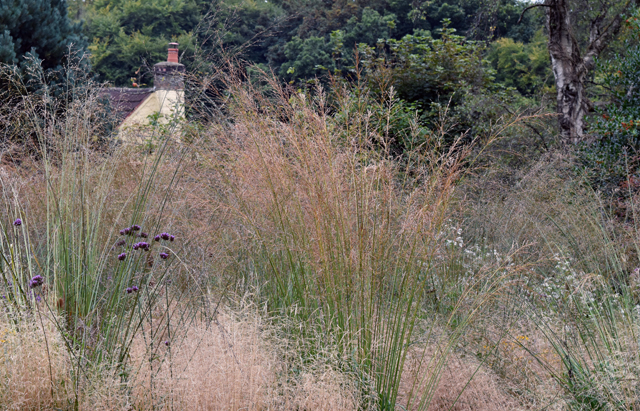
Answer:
top-left (118, 252), bottom-right (126, 261)
top-left (154, 235), bottom-right (161, 242)
top-left (169, 235), bottom-right (175, 242)
top-left (124, 227), bottom-right (132, 236)
top-left (159, 252), bottom-right (169, 260)
top-left (132, 225), bottom-right (141, 231)
top-left (164, 340), bottom-right (170, 347)
top-left (126, 287), bottom-right (133, 294)
top-left (160, 233), bottom-right (170, 241)
top-left (116, 239), bottom-right (126, 247)
top-left (140, 232), bottom-right (148, 238)
top-left (133, 242), bottom-right (150, 251)
top-left (29, 275), bottom-right (43, 289)
top-left (13, 218), bottom-right (22, 226)
top-left (132, 285), bottom-right (139, 292)
top-left (120, 229), bottom-right (126, 235)
top-left (35, 295), bottom-right (41, 302)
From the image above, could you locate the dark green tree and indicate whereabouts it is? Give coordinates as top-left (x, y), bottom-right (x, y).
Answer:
top-left (280, 36), bottom-right (335, 80)
top-left (0, 0), bottom-right (85, 70)
top-left (387, 0), bottom-right (540, 42)
top-left (214, 0), bottom-right (287, 66)
top-left (361, 23), bottom-right (492, 109)
top-left (86, 0), bottom-right (202, 86)
top-left (577, 9), bottom-right (640, 194)
top-left (357, 21), bottom-right (497, 151)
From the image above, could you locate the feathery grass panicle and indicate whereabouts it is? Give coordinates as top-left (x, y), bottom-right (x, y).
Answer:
top-left (6, 50), bottom-right (640, 410)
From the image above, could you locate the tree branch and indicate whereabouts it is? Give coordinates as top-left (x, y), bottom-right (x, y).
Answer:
top-left (517, 3), bottom-right (552, 25)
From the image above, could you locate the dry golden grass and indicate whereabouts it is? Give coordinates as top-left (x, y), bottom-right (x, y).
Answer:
top-left (5, 308), bottom-right (553, 410)
top-left (395, 338), bottom-right (526, 411)
top-left (0, 303), bottom-right (363, 410)
top-left (426, 355), bottom-right (522, 411)
top-left (464, 152), bottom-right (631, 275)
top-left (9, 66), bottom-right (639, 410)
top-left (130, 307), bottom-right (277, 410)
top-left (0, 310), bottom-right (128, 410)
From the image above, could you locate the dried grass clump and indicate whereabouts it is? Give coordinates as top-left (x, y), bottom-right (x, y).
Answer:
top-left (130, 307), bottom-right (276, 409)
top-left (129, 306), bottom-right (362, 410)
top-left (0, 313), bottom-right (72, 410)
top-left (0, 305), bottom-right (363, 410)
top-left (428, 356), bottom-right (522, 411)
top-left (0, 311), bottom-right (126, 410)
top-left (464, 152), bottom-right (632, 281)
top-left (286, 368), bottom-right (361, 411)
top-left (398, 344), bottom-right (523, 411)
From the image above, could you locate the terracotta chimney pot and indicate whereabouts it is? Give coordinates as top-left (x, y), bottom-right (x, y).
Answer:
top-left (168, 42), bottom-right (179, 63)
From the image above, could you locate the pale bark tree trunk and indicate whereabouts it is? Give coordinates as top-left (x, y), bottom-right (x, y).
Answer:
top-left (546, 0), bottom-right (589, 144)
top-left (540, 0), bottom-right (628, 144)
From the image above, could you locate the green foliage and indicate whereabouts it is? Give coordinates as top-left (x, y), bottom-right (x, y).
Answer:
top-left (487, 30), bottom-right (552, 96)
top-left (341, 8), bottom-right (396, 54)
top-left (280, 8), bottom-right (395, 81)
top-left (362, 23), bottom-right (492, 109)
top-left (0, 0), bottom-right (85, 70)
top-left (329, 79), bottom-right (431, 156)
top-left (391, 0), bottom-right (540, 42)
top-left (577, 10), bottom-right (640, 193)
top-left (216, 0), bottom-right (287, 65)
top-left (357, 22), bottom-right (500, 150)
top-left (79, 0), bottom-right (546, 88)
top-left (279, 36), bottom-right (335, 81)
top-left (86, 0), bottom-right (201, 86)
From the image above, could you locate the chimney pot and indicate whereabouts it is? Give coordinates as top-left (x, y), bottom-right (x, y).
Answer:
top-left (167, 43), bottom-right (179, 63)
top-left (155, 41), bottom-right (185, 90)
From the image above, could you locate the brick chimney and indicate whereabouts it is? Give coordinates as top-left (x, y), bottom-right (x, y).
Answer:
top-left (154, 43), bottom-right (185, 90)
top-left (167, 42), bottom-right (179, 63)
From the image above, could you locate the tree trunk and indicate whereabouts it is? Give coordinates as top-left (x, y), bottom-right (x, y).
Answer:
top-left (544, 0), bottom-right (627, 145)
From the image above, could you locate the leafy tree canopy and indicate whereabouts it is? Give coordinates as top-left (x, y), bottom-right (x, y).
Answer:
top-left (85, 0), bottom-right (203, 86)
top-left (487, 30), bottom-right (553, 96)
top-left (360, 23), bottom-right (493, 108)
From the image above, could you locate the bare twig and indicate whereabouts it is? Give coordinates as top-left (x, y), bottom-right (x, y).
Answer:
top-left (518, 3), bottom-right (552, 24)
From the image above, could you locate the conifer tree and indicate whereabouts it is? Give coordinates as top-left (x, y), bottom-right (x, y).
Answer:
top-left (0, 0), bottom-right (85, 70)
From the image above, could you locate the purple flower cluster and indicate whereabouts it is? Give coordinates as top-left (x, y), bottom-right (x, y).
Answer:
top-left (120, 224), bottom-right (142, 236)
top-left (125, 286), bottom-right (139, 294)
top-left (118, 225), bottom-right (177, 262)
top-left (29, 275), bottom-right (43, 289)
top-left (155, 232), bottom-right (175, 242)
top-left (13, 218), bottom-right (22, 226)
top-left (132, 242), bottom-right (150, 251)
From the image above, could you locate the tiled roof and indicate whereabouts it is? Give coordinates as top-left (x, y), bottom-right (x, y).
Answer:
top-left (99, 88), bottom-right (155, 120)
